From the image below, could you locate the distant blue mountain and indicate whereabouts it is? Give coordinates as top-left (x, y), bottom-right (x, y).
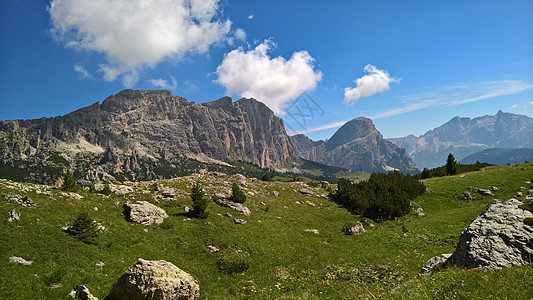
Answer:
top-left (460, 148), bottom-right (533, 165)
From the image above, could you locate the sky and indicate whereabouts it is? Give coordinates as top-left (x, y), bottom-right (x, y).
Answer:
top-left (1, 0), bottom-right (532, 141)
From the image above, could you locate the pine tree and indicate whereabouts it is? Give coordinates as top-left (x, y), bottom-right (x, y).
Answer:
top-left (446, 153), bottom-right (457, 176)
top-left (229, 183), bottom-right (246, 204)
top-left (61, 169), bottom-right (78, 192)
top-left (420, 168), bottom-right (432, 179)
top-left (190, 182), bottom-right (208, 218)
top-left (70, 212), bottom-right (99, 244)
top-left (101, 181), bottom-right (112, 195)
top-left (88, 180), bottom-right (96, 193)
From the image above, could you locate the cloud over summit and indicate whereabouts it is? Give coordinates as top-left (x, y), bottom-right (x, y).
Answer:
top-left (344, 64), bottom-right (399, 104)
top-left (48, 0), bottom-right (232, 87)
top-left (215, 40), bottom-right (322, 114)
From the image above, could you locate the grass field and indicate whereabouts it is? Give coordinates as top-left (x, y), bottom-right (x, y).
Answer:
top-left (1, 163), bottom-right (532, 299)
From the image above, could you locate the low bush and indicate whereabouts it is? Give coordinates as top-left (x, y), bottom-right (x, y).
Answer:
top-left (218, 249), bottom-right (250, 274)
top-left (229, 183), bottom-right (246, 204)
top-left (331, 172), bottom-right (425, 222)
top-left (70, 212), bottom-right (99, 245)
top-left (43, 269), bottom-right (67, 286)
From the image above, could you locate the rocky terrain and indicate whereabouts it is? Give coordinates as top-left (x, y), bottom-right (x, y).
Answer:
top-left (291, 117), bottom-right (418, 173)
top-left (389, 110), bottom-right (533, 169)
top-left (0, 89), bottom-right (299, 184)
top-left (459, 148), bottom-right (533, 165)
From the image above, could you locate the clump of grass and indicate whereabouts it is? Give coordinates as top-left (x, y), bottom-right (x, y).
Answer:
top-left (43, 269), bottom-right (67, 286)
top-left (218, 248), bottom-right (250, 274)
top-left (160, 219), bottom-right (174, 230)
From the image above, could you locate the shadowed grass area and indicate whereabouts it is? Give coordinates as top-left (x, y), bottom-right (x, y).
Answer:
top-left (0, 163), bottom-right (532, 298)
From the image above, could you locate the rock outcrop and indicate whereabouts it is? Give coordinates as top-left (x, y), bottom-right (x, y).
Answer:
top-left (123, 201), bottom-right (168, 225)
top-left (291, 117), bottom-right (418, 173)
top-left (108, 258), bottom-right (199, 300)
top-left (445, 198), bottom-right (533, 269)
top-left (214, 198), bottom-right (251, 216)
top-left (389, 111), bottom-right (533, 169)
top-left (0, 89), bottom-right (297, 184)
top-left (422, 198), bottom-right (533, 275)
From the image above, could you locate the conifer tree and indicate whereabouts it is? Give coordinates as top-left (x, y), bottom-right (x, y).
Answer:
top-left (190, 182), bottom-right (208, 218)
top-left (446, 153), bottom-right (457, 176)
top-left (70, 212), bottom-right (98, 244)
top-left (61, 169), bottom-right (78, 192)
top-left (229, 183), bottom-right (246, 204)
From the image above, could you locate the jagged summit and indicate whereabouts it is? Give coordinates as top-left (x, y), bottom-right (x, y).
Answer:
top-left (291, 117), bottom-right (418, 173)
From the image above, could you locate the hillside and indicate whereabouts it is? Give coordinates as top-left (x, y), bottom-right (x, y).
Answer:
top-left (389, 111), bottom-right (533, 169)
top-left (460, 148), bottom-right (533, 165)
top-left (291, 117), bottom-right (418, 173)
top-left (1, 163), bottom-right (532, 298)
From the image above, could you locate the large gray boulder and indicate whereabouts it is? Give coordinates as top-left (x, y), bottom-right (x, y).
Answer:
top-left (123, 201), bottom-right (168, 225)
top-left (108, 258), bottom-right (199, 300)
top-left (446, 198), bottom-right (533, 269)
top-left (214, 198), bottom-right (250, 216)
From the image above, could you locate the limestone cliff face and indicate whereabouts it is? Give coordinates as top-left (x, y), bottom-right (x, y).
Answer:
top-left (291, 117), bottom-right (418, 173)
top-left (0, 90), bottom-right (297, 182)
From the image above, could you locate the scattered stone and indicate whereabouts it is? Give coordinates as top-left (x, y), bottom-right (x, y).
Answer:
top-left (515, 192), bottom-right (523, 198)
top-left (299, 188), bottom-right (313, 196)
top-left (114, 201), bottom-right (120, 206)
top-left (123, 201), bottom-right (168, 225)
top-left (521, 167), bottom-right (527, 170)
top-left (76, 285), bottom-right (99, 300)
top-left (95, 261), bottom-right (105, 267)
top-left (462, 192), bottom-right (474, 200)
top-left (207, 245), bottom-right (220, 253)
top-left (9, 256), bottom-right (32, 265)
top-left (306, 201), bottom-right (316, 207)
top-left (259, 202), bottom-right (266, 206)
top-left (468, 187), bottom-right (494, 196)
top-left (368, 223), bottom-right (376, 228)
top-left (416, 207), bottom-right (425, 216)
top-left (6, 209), bottom-right (20, 222)
top-left (272, 191), bottom-right (279, 197)
top-left (214, 193), bottom-right (226, 199)
top-left (526, 181), bottom-right (532, 184)
top-left (295, 201), bottom-right (301, 204)
top-left (61, 192), bottom-right (84, 200)
top-left (51, 284), bottom-right (62, 289)
top-left (143, 229), bottom-right (148, 233)
top-left (68, 289), bottom-right (76, 298)
top-left (492, 186), bottom-right (499, 192)
top-left (108, 258), bottom-right (199, 300)
top-left (234, 218), bottom-right (247, 225)
top-left (182, 218), bottom-right (191, 221)
top-left (304, 229), bottom-right (319, 235)
top-left (62, 225), bottom-right (72, 233)
top-left (183, 206), bottom-right (191, 213)
top-left (445, 199), bottom-right (533, 269)
top-left (92, 207), bottom-right (98, 211)
top-left (343, 222), bottom-right (365, 235)
top-left (214, 198), bottom-right (250, 216)
top-left (3, 193), bottom-right (35, 208)
top-left (459, 175), bottom-right (466, 178)
top-left (224, 212), bottom-right (233, 218)
top-left (419, 254), bottom-right (452, 277)
top-left (205, 222), bottom-right (213, 226)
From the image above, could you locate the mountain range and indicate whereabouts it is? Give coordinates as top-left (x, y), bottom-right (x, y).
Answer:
top-left (291, 117), bottom-right (418, 173)
top-left (388, 110), bottom-right (533, 169)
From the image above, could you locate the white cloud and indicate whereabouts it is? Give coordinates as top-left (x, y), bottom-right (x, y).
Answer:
top-left (247, 14), bottom-right (254, 19)
top-left (234, 28), bottom-right (246, 41)
top-left (509, 104), bottom-right (518, 110)
top-left (73, 63), bottom-right (91, 78)
top-left (343, 64), bottom-right (399, 105)
top-left (184, 80), bottom-right (197, 90)
top-left (215, 40), bottom-right (322, 114)
top-left (149, 76), bottom-right (177, 90)
top-left (48, 0), bottom-right (232, 87)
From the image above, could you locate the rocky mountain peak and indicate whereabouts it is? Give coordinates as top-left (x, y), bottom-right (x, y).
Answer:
top-left (325, 117), bottom-right (377, 151)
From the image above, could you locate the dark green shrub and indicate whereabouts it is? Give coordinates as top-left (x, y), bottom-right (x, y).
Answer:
top-left (229, 183), bottom-right (246, 204)
top-left (190, 182), bottom-right (209, 219)
top-left (70, 212), bottom-right (99, 244)
top-left (524, 217), bottom-right (533, 227)
top-left (88, 180), bottom-right (96, 193)
top-left (44, 269), bottom-right (67, 286)
top-left (262, 174), bottom-right (270, 181)
top-left (218, 249), bottom-right (250, 274)
top-left (61, 169), bottom-right (78, 192)
top-left (331, 172), bottom-right (425, 222)
top-left (100, 181), bottom-right (112, 195)
top-left (160, 219), bottom-right (174, 229)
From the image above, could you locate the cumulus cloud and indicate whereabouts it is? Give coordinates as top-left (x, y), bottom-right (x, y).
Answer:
top-left (343, 64), bottom-right (399, 105)
top-left (234, 28), bottom-right (246, 41)
top-left (48, 0), bottom-right (232, 87)
top-left (149, 76), bottom-right (177, 90)
top-left (215, 40), bottom-right (322, 114)
top-left (248, 14), bottom-right (254, 19)
top-left (73, 63), bottom-right (91, 78)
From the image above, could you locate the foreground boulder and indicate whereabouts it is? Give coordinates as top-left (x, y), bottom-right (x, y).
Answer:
top-left (419, 254), bottom-right (451, 277)
top-left (108, 258), bottom-right (199, 300)
top-left (123, 201), bottom-right (168, 225)
top-left (446, 198), bottom-right (533, 269)
top-left (423, 198), bottom-right (533, 275)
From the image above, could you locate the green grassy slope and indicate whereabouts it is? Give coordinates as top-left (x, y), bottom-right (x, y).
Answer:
top-left (0, 163), bottom-right (532, 299)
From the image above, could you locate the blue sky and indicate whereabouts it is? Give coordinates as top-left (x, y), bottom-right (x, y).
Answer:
top-left (1, 0), bottom-right (532, 140)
